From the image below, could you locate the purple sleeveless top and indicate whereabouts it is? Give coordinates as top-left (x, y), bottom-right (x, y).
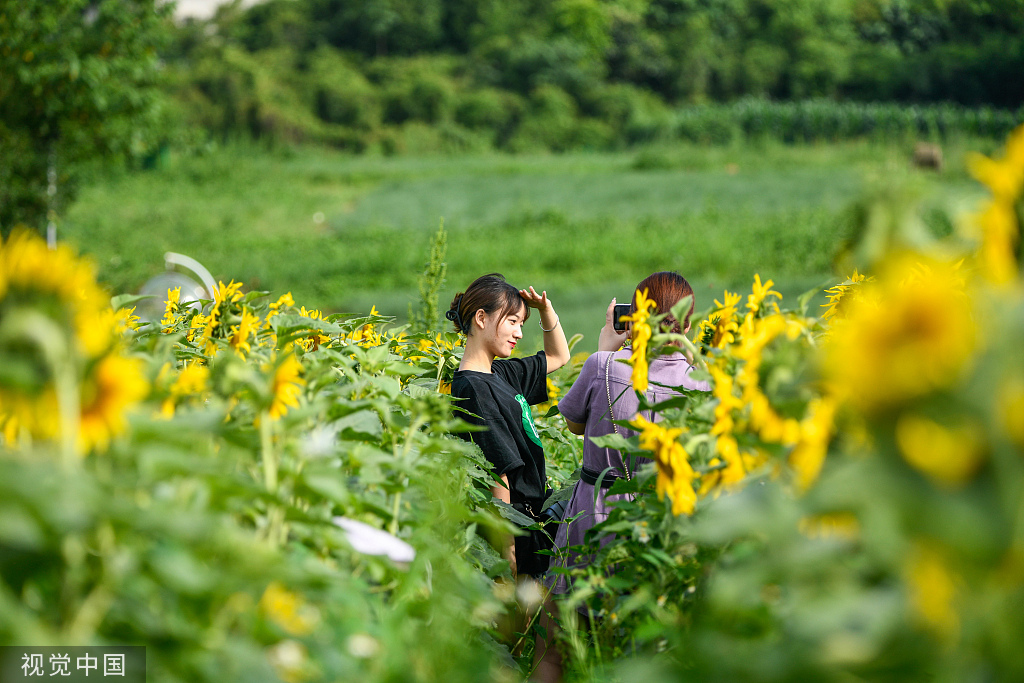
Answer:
top-left (544, 348), bottom-right (710, 594)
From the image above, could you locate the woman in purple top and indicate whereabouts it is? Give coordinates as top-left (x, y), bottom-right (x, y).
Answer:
top-left (533, 271), bottom-right (709, 682)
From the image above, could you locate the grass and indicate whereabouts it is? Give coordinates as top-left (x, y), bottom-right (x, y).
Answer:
top-left (62, 139), bottom-right (986, 351)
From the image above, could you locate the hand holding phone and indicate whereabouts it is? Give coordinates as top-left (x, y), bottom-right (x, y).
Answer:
top-left (612, 303), bottom-right (631, 331)
top-left (599, 298), bottom-right (631, 352)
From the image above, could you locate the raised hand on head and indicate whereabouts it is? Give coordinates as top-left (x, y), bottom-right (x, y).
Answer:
top-left (518, 286), bottom-right (551, 311)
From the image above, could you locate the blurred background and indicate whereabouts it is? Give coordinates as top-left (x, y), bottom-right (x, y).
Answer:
top-left (2, 0), bottom-right (1022, 349)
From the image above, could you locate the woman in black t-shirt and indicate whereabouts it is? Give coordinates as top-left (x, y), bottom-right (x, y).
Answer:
top-left (447, 273), bottom-right (570, 577)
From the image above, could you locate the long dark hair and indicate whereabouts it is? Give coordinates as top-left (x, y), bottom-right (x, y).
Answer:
top-left (447, 273), bottom-right (529, 335)
top-left (632, 271), bottom-right (695, 334)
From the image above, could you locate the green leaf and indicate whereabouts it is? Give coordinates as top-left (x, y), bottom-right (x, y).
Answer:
top-left (303, 468), bottom-right (349, 504)
top-left (404, 382), bottom-right (437, 398)
top-left (566, 332), bottom-right (584, 354)
top-left (542, 470), bottom-right (580, 509)
top-left (492, 500), bottom-right (536, 529)
top-left (271, 314), bottom-right (350, 335)
top-left (797, 279), bottom-right (830, 316)
top-left (670, 295), bottom-right (693, 329)
top-left (111, 293), bottom-right (155, 310)
top-left (607, 477), bottom-right (642, 495)
top-left (589, 433), bottom-right (634, 451)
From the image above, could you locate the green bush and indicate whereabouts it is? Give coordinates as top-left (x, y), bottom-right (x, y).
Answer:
top-left (671, 99), bottom-right (1024, 145)
top-left (388, 121), bottom-right (491, 155)
top-left (368, 57), bottom-right (460, 125)
top-left (305, 48), bottom-right (382, 130)
top-left (505, 84), bottom-right (579, 152)
top-left (472, 35), bottom-right (605, 99)
top-left (570, 118), bottom-right (617, 150)
top-left (581, 84), bottom-right (665, 129)
top-left (383, 75), bottom-right (455, 124)
top-left (454, 88), bottom-right (523, 132)
top-left (674, 107), bottom-right (740, 146)
top-left (845, 34), bottom-right (1024, 108)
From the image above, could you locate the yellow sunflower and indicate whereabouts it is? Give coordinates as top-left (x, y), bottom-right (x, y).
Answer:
top-left (266, 292), bottom-right (295, 326)
top-left (115, 306), bottom-right (141, 334)
top-left (0, 228), bottom-right (113, 359)
top-left (824, 255), bottom-right (976, 413)
top-left (632, 414), bottom-right (697, 515)
top-left (967, 124), bottom-right (1024, 286)
top-left (79, 353), bottom-right (150, 452)
top-left (230, 307), bottom-right (261, 358)
top-left (623, 288), bottom-right (657, 392)
top-left (746, 274), bottom-right (782, 315)
top-left (820, 270), bottom-right (868, 323)
top-left (699, 290), bottom-right (742, 349)
top-left (162, 287), bottom-right (182, 332)
top-left (296, 306), bottom-right (332, 351)
top-left (201, 280), bottom-right (245, 355)
top-left (160, 362), bottom-right (210, 418)
top-left (268, 354), bottom-right (305, 420)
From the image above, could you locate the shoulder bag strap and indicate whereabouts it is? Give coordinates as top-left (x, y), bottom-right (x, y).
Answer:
top-left (605, 352), bottom-right (635, 481)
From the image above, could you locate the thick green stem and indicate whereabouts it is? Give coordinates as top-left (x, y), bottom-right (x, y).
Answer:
top-left (389, 415), bottom-right (427, 535)
top-left (261, 412), bottom-right (277, 492)
top-left (389, 492), bottom-right (403, 536)
top-left (260, 412), bottom-right (286, 546)
top-left (55, 358), bottom-right (80, 466)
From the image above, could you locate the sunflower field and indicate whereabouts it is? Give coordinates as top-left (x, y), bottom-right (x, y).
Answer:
top-left (1, 126), bottom-right (1023, 683)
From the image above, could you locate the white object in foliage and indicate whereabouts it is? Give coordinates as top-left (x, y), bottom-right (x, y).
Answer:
top-left (332, 517), bottom-right (416, 563)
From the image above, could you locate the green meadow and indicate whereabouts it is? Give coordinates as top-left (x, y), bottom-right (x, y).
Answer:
top-left (63, 140), bottom-right (985, 351)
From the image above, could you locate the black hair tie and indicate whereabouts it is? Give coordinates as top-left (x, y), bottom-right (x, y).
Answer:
top-left (446, 295), bottom-right (464, 329)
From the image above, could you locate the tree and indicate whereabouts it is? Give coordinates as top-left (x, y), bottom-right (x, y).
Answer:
top-left (0, 0), bottom-right (173, 237)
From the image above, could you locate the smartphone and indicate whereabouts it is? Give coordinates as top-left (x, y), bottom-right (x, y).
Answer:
top-left (613, 303), bottom-right (631, 331)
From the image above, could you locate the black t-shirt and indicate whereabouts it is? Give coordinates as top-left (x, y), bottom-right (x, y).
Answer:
top-left (451, 351), bottom-right (549, 504)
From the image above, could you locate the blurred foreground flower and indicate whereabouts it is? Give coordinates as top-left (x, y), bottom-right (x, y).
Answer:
top-left (968, 123), bottom-right (1023, 285)
top-left (259, 582), bottom-right (320, 636)
top-left (332, 516), bottom-right (416, 563)
top-left (896, 414), bottom-right (985, 487)
top-left (267, 354), bottom-right (305, 420)
top-left (79, 354), bottom-right (149, 452)
top-left (0, 228), bottom-right (112, 358)
top-left (632, 414), bottom-right (697, 515)
top-left (999, 380), bottom-right (1024, 447)
top-left (159, 362), bottom-right (210, 418)
top-left (825, 255), bottom-right (976, 413)
top-left (0, 229), bottom-right (148, 454)
top-left (906, 544), bottom-right (961, 641)
top-left (820, 270), bottom-right (868, 324)
top-left (267, 640), bottom-right (310, 683)
top-left (788, 396), bottom-right (838, 491)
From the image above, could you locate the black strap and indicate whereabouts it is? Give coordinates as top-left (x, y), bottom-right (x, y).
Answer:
top-left (581, 465), bottom-right (622, 489)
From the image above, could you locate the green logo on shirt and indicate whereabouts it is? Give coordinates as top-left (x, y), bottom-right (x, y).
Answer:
top-left (515, 394), bottom-right (542, 447)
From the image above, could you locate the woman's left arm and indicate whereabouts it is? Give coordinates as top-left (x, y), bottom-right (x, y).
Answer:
top-left (520, 286), bottom-right (570, 373)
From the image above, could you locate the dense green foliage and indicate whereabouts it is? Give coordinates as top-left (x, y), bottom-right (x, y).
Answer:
top-left (165, 0), bottom-right (1024, 151)
top-left (4, 124), bottom-right (1024, 680)
top-left (0, 0), bottom-right (173, 233)
top-left (4, 0), bottom-right (1021, 235)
